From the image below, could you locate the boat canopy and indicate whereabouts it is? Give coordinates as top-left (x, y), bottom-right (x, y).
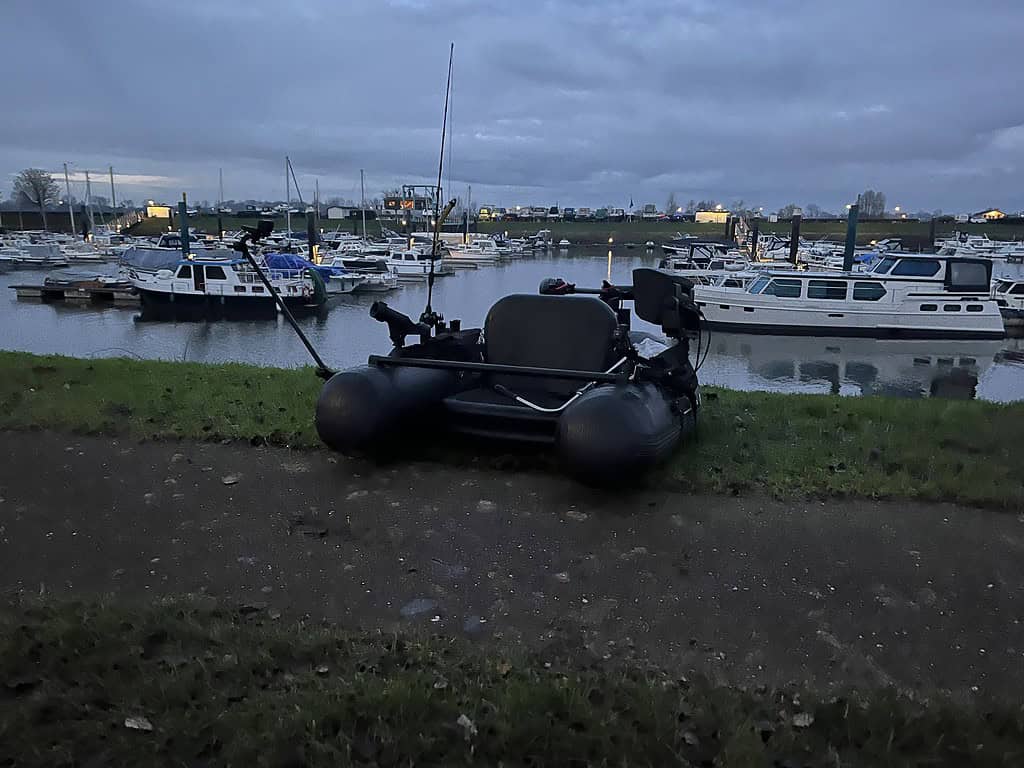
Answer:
top-left (120, 246), bottom-right (181, 272)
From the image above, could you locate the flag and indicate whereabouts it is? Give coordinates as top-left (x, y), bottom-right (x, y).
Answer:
top-left (629, 197), bottom-right (634, 209)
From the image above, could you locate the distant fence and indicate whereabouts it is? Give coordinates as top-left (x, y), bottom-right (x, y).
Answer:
top-left (0, 209), bottom-right (140, 233)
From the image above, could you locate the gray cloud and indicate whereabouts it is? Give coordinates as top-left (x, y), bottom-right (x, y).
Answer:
top-left (2, 0), bottom-right (1023, 212)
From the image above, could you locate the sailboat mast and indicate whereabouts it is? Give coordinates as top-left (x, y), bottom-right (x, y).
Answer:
top-left (219, 168), bottom-right (224, 209)
top-left (109, 166), bottom-right (116, 217)
top-left (360, 169), bottom-right (367, 240)
top-left (64, 163), bottom-right (76, 238)
top-left (85, 170), bottom-right (95, 232)
top-left (285, 156), bottom-right (291, 241)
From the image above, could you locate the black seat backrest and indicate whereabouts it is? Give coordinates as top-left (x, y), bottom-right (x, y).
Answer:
top-left (484, 294), bottom-right (618, 396)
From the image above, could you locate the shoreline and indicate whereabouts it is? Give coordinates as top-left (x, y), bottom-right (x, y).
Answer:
top-left (2, 350), bottom-right (1023, 508)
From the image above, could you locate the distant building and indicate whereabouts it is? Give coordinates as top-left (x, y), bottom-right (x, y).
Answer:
top-left (327, 205), bottom-right (353, 220)
top-left (694, 210), bottom-right (729, 224)
top-left (146, 204), bottom-right (171, 219)
top-left (974, 208), bottom-right (1007, 221)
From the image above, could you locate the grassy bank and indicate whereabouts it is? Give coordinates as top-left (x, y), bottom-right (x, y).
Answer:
top-left (3, 351), bottom-right (1022, 508)
top-left (2, 599), bottom-right (1022, 767)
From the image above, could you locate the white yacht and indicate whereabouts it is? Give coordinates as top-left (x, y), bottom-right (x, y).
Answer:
top-left (694, 254), bottom-right (1004, 339)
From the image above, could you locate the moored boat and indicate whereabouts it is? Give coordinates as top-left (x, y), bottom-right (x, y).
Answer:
top-left (992, 277), bottom-right (1024, 327)
top-left (128, 254), bottom-right (326, 318)
top-left (694, 254), bottom-right (1004, 339)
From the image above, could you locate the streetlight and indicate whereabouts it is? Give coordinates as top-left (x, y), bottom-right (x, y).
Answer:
top-left (608, 236), bottom-right (614, 244)
top-left (894, 206), bottom-right (901, 213)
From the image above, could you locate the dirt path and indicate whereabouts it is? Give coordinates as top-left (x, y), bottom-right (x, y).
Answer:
top-left (2, 430), bottom-right (1022, 698)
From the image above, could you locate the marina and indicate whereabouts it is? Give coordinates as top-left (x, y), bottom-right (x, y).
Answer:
top-left (2, 245), bottom-right (1022, 402)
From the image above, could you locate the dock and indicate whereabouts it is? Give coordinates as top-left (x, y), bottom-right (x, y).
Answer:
top-left (11, 283), bottom-right (139, 306)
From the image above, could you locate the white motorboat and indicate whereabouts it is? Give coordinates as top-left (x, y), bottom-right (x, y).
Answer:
top-left (992, 277), bottom-right (1024, 327)
top-left (446, 238), bottom-right (503, 266)
top-left (16, 244), bottom-right (69, 268)
top-left (61, 243), bottom-right (106, 263)
top-left (558, 239), bottom-right (571, 248)
top-left (388, 250), bottom-right (453, 280)
top-left (128, 254), bottom-right (326, 316)
top-left (694, 254), bottom-right (1004, 339)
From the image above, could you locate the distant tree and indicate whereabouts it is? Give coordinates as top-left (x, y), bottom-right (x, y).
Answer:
top-left (856, 190), bottom-right (886, 217)
top-left (729, 199), bottom-right (748, 215)
top-left (804, 203), bottom-right (822, 218)
top-left (778, 203), bottom-right (799, 218)
top-left (684, 199), bottom-right (697, 214)
top-left (91, 195), bottom-right (109, 209)
top-left (13, 168), bottom-right (60, 230)
top-left (121, 198), bottom-right (135, 209)
top-left (665, 191), bottom-right (678, 214)
top-left (695, 199), bottom-right (718, 211)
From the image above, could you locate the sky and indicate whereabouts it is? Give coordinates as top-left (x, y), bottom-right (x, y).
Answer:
top-left (2, 0), bottom-right (1023, 214)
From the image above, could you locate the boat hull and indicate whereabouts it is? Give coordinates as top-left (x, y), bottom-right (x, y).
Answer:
top-left (700, 319), bottom-right (1005, 339)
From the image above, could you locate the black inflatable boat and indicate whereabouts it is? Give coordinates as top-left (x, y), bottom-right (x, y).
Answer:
top-left (315, 267), bottom-right (703, 482)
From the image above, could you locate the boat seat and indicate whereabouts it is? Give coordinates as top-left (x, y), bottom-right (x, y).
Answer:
top-left (480, 294), bottom-right (619, 397)
top-left (442, 294), bottom-right (619, 442)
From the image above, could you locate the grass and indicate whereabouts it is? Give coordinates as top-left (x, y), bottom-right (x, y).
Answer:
top-left (2, 598), bottom-right (1023, 767)
top-left (2, 351), bottom-right (1023, 508)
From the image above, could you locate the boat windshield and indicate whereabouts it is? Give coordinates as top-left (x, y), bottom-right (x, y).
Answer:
top-left (747, 275), bottom-right (771, 294)
top-left (872, 257), bottom-right (898, 274)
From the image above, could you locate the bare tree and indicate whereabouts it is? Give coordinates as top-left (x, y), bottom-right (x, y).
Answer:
top-left (684, 199), bottom-right (697, 214)
top-left (778, 203), bottom-right (799, 218)
top-left (856, 190), bottom-right (887, 218)
top-left (804, 203), bottom-right (822, 218)
top-left (665, 191), bottom-right (678, 214)
top-left (13, 168), bottom-right (60, 231)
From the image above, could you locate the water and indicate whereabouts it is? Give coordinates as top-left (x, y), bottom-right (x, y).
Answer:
top-left (2, 249), bottom-right (1022, 401)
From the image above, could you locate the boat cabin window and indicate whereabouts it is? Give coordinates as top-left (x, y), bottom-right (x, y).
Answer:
top-left (1013, 284), bottom-right (1024, 295)
top-left (176, 265), bottom-right (192, 279)
top-left (966, 305), bottom-right (984, 312)
top-left (946, 260), bottom-right (990, 291)
top-left (807, 280), bottom-right (847, 300)
top-left (763, 278), bottom-right (802, 298)
top-left (852, 282), bottom-right (886, 301)
top-left (920, 304), bottom-right (938, 311)
top-left (872, 257), bottom-right (897, 275)
top-left (205, 265), bottom-right (227, 280)
top-left (890, 259), bottom-right (940, 277)
top-left (943, 304), bottom-right (962, 312)
top-left (748, 275), bottom-right (771, 294)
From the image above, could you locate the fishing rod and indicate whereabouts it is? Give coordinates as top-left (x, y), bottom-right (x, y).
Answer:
top-left (232, 221), bottom-right (334, 379)
top-left (422, 42), bottom-right (454, 328)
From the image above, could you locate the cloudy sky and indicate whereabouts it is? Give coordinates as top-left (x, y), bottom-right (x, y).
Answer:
top-left (3, 0), bottom-right (1022, 213)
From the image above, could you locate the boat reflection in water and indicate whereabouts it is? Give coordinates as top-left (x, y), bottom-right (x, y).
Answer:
top-left (701, 333), bottom-right (1006, 400)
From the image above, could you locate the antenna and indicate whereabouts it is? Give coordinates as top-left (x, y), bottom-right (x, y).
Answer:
top-left (422, 42), bottom-right (454, 326)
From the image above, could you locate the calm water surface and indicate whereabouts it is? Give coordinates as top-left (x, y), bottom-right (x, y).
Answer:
top-left (2, 249), bottom-right (1022, 401)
